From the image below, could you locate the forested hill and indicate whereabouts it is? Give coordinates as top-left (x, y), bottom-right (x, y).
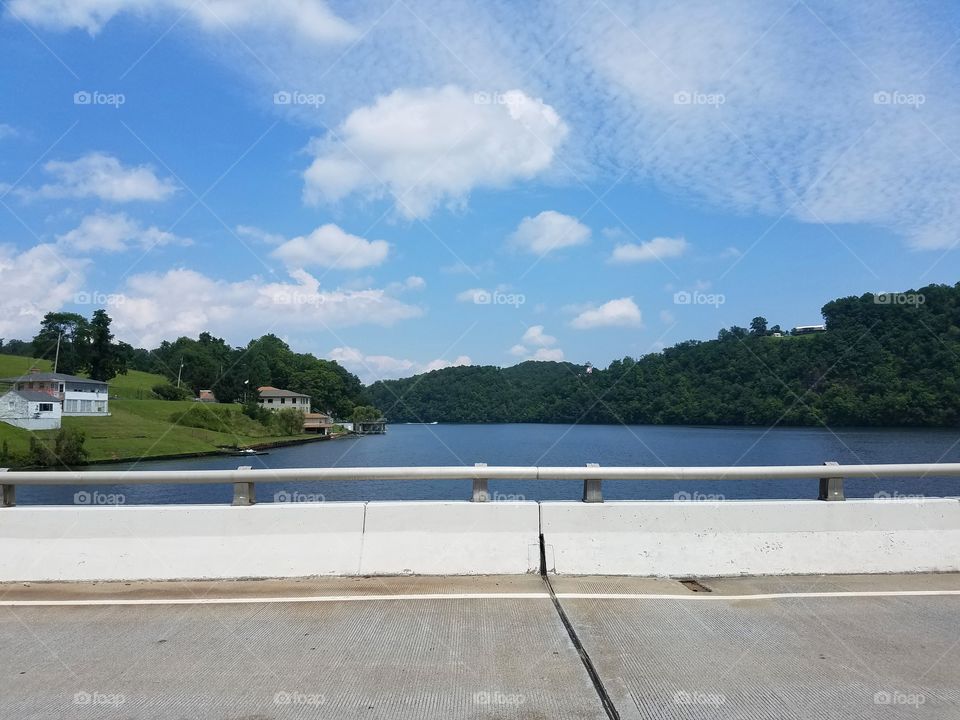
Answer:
top-left (368, 283), bottom-right (960, 427)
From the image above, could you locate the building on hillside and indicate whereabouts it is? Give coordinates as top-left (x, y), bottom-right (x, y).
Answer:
top-left (256, 386), bottom-right (311, 411)
top-left (303, 412), bottom-right (334, 435)
top-left (792, 324), bottom-right (826, 335)
top-left (0, 371), bottom-right (109, 416)
top-left (198, 389), bottom-right (217, 403)
top-left (0, 389), bottom-right (63, 430)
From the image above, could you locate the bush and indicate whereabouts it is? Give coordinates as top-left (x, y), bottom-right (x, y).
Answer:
top-left (271, 408), bottom-right (305, 436)
top-left (170, 404), bottom-right (268, 436)
top-left (27, 428), bottom-right (88, 468)
top-left (152, 382), bottom-right (192, 401)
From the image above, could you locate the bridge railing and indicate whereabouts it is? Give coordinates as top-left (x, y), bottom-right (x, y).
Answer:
top-left (2, 461), bottom-right (960, 506)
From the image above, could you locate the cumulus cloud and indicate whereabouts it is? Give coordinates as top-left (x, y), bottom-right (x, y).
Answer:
top-left (0, 244), bottom-right (87, 337)
top-left (110, 268), bottom-right (422, 347)
top-left (571, 297), bottom-right (642, 329)
top-left (23, 153), bottom-right (176, 202)
top-left (509, 324), bottom-right (563, 361)
top-left (271, 223), bottom-right (389, 270)
top-left (57, 212), bottom-right (189, 253)
top-left (302, 85), bottom-right (568, 218)
top-left (508, 211), bottom-right (591, 255)
top-left (610, 236), bottom-right (687, 264)
top-left (329, 346), bottom-right (471, 383)
top-left (7, 0), bottom-right (355, 42)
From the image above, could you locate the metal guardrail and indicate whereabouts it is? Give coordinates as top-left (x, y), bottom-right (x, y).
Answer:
top-left (1, 461), bottom-right (960, 507)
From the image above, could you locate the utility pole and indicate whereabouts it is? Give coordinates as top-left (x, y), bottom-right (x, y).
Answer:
top-left (176, 357), bottom-right (184, 389)
top-left (53, 332), bottom-right (62, 373)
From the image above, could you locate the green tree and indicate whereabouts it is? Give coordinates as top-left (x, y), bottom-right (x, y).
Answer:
top-left (87, 310), bottom-right (131, 381)
top-left (32, 312), bottom-right (90, 375)
top-left (750, 316), bottom-right (768, 336)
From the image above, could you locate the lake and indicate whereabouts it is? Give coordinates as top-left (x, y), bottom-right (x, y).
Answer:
top-left (15, 423), bottom-right (960, 505)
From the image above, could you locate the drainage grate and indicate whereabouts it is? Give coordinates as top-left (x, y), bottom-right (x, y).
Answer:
top-left (678, 578), bottom-right (712, 593)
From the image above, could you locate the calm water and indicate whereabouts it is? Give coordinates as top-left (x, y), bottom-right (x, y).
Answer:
top-left (16, 423), bottom-right (960, 505)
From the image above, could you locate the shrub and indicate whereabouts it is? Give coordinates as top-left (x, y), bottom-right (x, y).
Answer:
top-left (271, 408), bottom-right (305, 436)
top-left (27, 428), bottom-right (88, 468)
top-left (152, 383), bottom-right (192, 401)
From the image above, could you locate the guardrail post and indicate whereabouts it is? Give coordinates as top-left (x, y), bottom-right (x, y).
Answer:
top-left (232, 466), bottom-right (255, 506)
top-left (819, 461), bottom-right (844, 501)
top-left (583, 463), bottom-right (603, 503)
top-left (472, 462), bottom-right (489, 502)
top-left (0, 469), bottom-right (12, 508)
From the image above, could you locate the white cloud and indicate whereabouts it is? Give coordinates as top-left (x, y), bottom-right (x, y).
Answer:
top-left (303, 85), bottom-right (568, 218)
top-left (508, 211), bottom-right (591, 255)
top-left (57, 212), bottom-right (189, 253)
top-left (329, 346), bottom-right (471, 383)
top-left (610, 236), bottom-right (687, 264)
top-left (0, 124), bottom-right (16, 140)
top-left (0, 244), bottom-right (87, 337)
top-left (271, 223), bottom-right (389, 270)
top-left (509, 325), bottom-right (563, 361)
top-left (25, 153), bottom-right (176, 202)
top-left (521, 324), bottom-right (556, 347)
top-left (456, 288), bottom-right (487, 303)
top-left (110, 268), bottom-right (422, 347)
top-left (571, 297), bottom-right (642, 329)
top-left (7, 0), bottom-right (355, 42)
top-left (235, 225), bottom-right (285, 245)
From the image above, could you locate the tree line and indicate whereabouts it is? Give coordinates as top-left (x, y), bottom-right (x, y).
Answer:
top-left (368, 283), bottom-right (960, 428)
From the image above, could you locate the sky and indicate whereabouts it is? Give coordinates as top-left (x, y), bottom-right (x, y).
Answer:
top-left (0, 0), bottom-right (959, 383)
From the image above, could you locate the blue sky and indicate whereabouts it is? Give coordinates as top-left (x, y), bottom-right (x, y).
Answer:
top-left (1, 0), bottom-right (958, 382)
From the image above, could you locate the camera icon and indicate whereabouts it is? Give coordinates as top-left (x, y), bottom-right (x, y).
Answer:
top-left (273, 91), bottom-right (292, 105)
top-left (74, 291), bottom-right (91, 305)
top-left (873, 91), bottom-right (891, 105)
top-left (673, 91), bottom-right (691, 105)
top-left (74, 91), bottom-right (92, 105)
top-left (473, 290), bottom-right (492, 305)
top-left (274, 490), bottom-right (292, 503)
top-left (473, 91), bottom-right (491, 105)
top-left (673, 290), bottom-right (692, 305)
top-left (74, 692), bottom-right (92, 705)
top-left (673, 491), bottom-right (691, 501)
top-left (74, 491), bottom-right (92, 505)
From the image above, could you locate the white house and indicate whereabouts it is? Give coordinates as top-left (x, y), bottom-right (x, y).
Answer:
top-left (257, 386), bottom-right (311, 411)
top-left (0, 371), bottom-right (109, 416)
top-left (0, 389), bottom-right (63, 430)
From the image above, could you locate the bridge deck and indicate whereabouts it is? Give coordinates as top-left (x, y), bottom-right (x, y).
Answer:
top-left (1, 574), bottom-right (958, 719)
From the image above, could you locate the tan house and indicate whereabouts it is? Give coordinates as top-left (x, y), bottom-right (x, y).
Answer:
top-left (304, 412), bottom-right (334, 435)
top-left (256, 386), bottom-right (311, 411)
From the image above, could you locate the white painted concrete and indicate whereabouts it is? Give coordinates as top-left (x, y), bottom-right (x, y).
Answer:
top-left (0, 503), bottom-right (366, 582)
top-left (358, 502), bottom-right (541, 575)
top-left (541, 499), bottom-right (960, 576)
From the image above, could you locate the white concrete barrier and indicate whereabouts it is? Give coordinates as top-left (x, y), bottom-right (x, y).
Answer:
top-left (0, 503), bottom-right (367, 582)
top-left (541, 499), bottom-right (960, 576)
top-left (358, 501), bottom-right (541, 575)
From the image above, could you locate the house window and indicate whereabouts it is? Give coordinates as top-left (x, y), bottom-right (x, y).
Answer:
top-left (280, 397), bottom-right (286, 404)
top-left (38, 403), bottom-right (54, 412)
top-left (267, 398), bottom-right (273, 404)
top-left (80, 400), bottom-right (93, 412)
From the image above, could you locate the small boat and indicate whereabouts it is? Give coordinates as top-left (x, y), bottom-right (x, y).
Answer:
top-left (231, 448), bottom-right (270, 457)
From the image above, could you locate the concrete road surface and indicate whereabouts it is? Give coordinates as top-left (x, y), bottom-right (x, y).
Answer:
top-left (1, 574), bottom-right (958, 719)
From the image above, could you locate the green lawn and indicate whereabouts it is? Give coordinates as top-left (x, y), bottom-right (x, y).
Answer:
top-left (0, 354), bottom-right (309, 466)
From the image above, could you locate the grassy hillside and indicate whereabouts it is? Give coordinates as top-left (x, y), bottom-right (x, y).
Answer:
top-left (0, 354), bottom-right (309, 466)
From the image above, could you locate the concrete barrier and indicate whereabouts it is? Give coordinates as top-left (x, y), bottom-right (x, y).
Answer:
top-left (0, 503), bottom-right (367, 582)
top-left (358, 501), bottom-right (540, 575)
top-left (541, 498), bottom-right (960, 576)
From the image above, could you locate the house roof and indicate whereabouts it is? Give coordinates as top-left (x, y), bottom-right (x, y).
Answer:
top-left (257, 386), bottom-right (310, 398)
top-left (7, 390), bottom-right (59, 402)
top-left (0, 372), bottom-right (107, 386)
